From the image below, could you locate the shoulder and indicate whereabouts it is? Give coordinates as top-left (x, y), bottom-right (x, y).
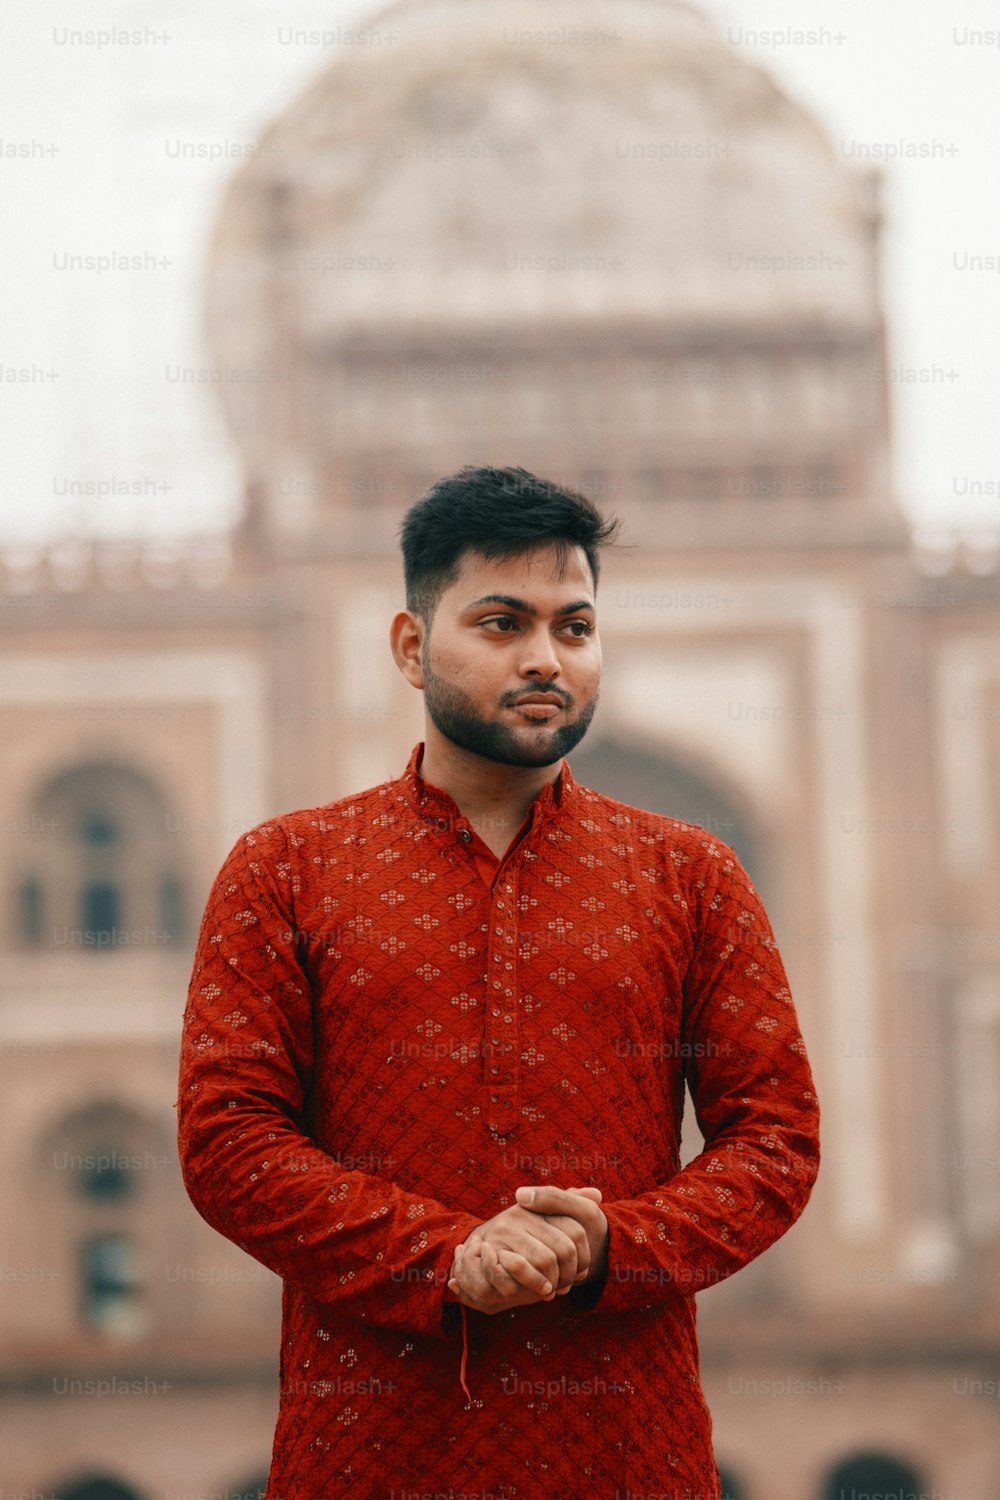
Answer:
top-left (215, 775), bottom-right (403, 878)
top-left (567, 779), bottom-right (740, 870)
top-left (564, 779), bottom-right (762, 926)
top-left (273, 774), bottom-right (403, 843)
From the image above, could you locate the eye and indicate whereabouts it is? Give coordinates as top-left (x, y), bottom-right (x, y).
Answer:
top-left (562, 620), bottom-right (594, 637)
top-left (481, 616), bottom-right (519, 632)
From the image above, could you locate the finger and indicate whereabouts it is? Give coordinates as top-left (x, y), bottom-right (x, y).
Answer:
top-left (539, 1214), bottom-right (592, 1281)
top-left (502, 1214), bottom-right (583, 1289)
top-left (492, 1246), bottom-right (555, 1298)
top-left (568, 1186), bottom-right (603, 1203)
top-left (548, 1218), bottom-right (593, 1278)
top-left (483, 1244), bottom-right (526, 1298)
top-left (454, 1238), bottom-right (483, 1276)
top-left (476, 1216), bottom-right (572, 1287)
top-left (456, 1244), bottom-right (497, 1303)
top-left (455, 1242), bottom-right (547, 1314)
top-left (484, 1239), bottom-right (550, 1298)
top-left (507, 1204), bottom-right (590, 1284)
top-left (481, 1240), bottom-right (512, 1293)
top-left (515, 1186), bottom-right (601, 1234)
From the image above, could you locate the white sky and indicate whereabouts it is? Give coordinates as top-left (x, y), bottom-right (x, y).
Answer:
top-left (1, 0), bottom-right (997, 542)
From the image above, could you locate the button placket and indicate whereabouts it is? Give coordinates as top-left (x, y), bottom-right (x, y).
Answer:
top-left (483, 866), bottom-right (520, 1134)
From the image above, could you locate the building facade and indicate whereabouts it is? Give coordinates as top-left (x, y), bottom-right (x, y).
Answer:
top-left (2, 3), bottom-right (999, 1497)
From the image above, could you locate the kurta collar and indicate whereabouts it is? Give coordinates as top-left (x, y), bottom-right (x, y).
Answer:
top-left (399, 741), bottom-right (575, 830)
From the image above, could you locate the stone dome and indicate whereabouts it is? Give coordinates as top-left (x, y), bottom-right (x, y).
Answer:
top-left (204, 0), bottom-right (885, 534)
top-left (207, 0), bottom-right (878, 349)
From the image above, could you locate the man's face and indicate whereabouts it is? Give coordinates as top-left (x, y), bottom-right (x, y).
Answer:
top-left (418, 543), bottom-right (602, 768)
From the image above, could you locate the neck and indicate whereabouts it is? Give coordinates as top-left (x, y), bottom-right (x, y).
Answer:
top-left (418, 729), bottom-right (561, 834)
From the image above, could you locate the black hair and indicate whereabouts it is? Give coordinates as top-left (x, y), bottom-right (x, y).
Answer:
top-left (398, 465), bottom-right (622, 621)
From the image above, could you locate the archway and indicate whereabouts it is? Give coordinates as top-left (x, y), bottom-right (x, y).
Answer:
top-left (718, 1465), bottom-right (745, 1500)
top-left (14, 760), bottom-right (186, 950)
top-left (55, 1477), bottom-right (143, 1500)
top-left (821, 1450), bottom-right (928, 1500)
top-left (567, 732), bottom-right (763, 887)
top-left (229, 1474), bottom-right (269, 1500)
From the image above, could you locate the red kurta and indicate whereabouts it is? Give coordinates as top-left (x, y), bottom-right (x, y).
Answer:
top-left (177, 743), bottom-right (819, 1500)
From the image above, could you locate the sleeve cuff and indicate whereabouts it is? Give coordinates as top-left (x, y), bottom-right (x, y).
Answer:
top-left (566, 1267), bottom-right (609, 1311)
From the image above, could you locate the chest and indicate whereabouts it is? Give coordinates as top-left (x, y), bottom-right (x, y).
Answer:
top-left (296, 825), bottom-right (692, 1146)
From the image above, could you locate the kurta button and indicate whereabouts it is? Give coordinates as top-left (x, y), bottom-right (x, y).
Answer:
top-left (460, 829), bottom-right (472, 842)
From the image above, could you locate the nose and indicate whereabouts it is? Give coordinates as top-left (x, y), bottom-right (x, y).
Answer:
top-left (517, 624), bottom-right (561, 681)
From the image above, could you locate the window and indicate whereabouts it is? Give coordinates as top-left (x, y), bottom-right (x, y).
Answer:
top-left (159, 875), bottom-right (185, 944)
top-left (50, 1103), bottom-right (148, 1203)
top-left (80, 1233), bottom-right (145, 1337)
top-left (19, 875), bottom-right (44, 944)
top-left (718, 1468), bottom-right (745, 1500)
top-left (77, 1149), bottom-right (134, 1204)
top-left (229, 1476), bottom-right (269, 1500)
top-left (41, 1103), bottom-right (170, 1342)
top-left (821, 1451), bottom-right (927, 1500)
top-left (13, 761), bottom-right (186, 952)
top-left (55, 1476), bottom-right (144, 1500)
top-left (81, 881), bottom-right (121, 944)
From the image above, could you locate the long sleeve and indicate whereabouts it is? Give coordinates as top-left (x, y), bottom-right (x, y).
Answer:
top-left (175, 751), bottom-right (820, 1496)
top-left (571, 839), bottom-right (820, 1315)
top-left (176, 821), bottom-right (482, 1341)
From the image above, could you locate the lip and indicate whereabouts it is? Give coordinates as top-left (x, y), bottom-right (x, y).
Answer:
top-left (513, 703), bottom-right (561, 719)
top-left (511, 694), bottom-right (564, 707)
top-left (510, 697), bottom-right (564, 721)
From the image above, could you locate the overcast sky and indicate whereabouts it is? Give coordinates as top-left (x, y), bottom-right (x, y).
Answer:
top-left (1, 0), bottom-right (997, 542)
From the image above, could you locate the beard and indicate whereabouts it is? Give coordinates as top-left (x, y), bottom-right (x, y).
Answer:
top-left (421, 650), bottom-right (598, 768)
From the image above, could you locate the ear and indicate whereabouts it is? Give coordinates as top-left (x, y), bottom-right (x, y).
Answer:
top-left (389, 609), bottom-right (426, 689)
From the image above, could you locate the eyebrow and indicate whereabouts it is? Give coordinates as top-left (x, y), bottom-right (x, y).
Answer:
top-left (464, 594), bottom-right (596, 616)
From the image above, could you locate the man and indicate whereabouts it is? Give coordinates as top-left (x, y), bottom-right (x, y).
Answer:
top-left (177, 465), bottom-right (820, 1500)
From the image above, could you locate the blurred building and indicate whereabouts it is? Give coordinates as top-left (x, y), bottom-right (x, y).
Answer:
top-left (2, 2), bottom-right (999, 1497)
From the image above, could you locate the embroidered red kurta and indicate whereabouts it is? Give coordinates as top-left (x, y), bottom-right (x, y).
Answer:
top-left (177, 743), bottom-right (820, 1500)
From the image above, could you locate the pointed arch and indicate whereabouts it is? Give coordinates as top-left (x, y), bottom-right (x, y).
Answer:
top-left (567, 731), bottom-right (764, 887)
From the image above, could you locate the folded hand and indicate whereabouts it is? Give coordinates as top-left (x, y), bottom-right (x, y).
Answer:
top-left (447, 1185), bottom-right (607, 1315)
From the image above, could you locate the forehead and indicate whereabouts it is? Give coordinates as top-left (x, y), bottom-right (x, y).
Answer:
top-left (445, 544), bottom-right (594, 603)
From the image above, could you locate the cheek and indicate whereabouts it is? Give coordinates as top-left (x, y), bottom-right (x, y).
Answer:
top-left (571, 646), bottom-right (602, 689)
top-left (429, 645), bottom-right (497, 699)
